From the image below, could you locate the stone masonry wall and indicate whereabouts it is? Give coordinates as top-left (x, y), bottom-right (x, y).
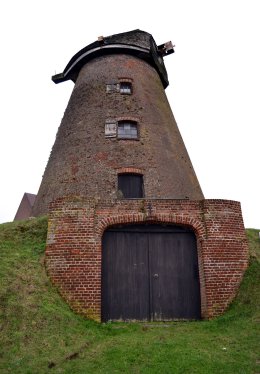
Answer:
top-left (45, 197), bottom-right (248, 321)
top-left (32, 54), bottom-right (203, 216)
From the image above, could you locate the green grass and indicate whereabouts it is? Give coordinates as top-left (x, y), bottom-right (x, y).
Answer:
top-left (0, 218), bottom-right (259, 374)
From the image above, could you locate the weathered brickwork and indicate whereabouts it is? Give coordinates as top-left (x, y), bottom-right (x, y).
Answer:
top-left (32, 53), bottom-right (203, 216)
top-left (33, 31), bottom-right (248, 322)
top-left (45, 197), bottom-right (248, 321)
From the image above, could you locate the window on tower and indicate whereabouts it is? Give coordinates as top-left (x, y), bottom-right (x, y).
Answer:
top-left (106, 79), bottom-right (132, 94)
top-left (117, 121), bottom-right (138, 139)
top-left (118, 174), bottom-right (144, 198)
top-left (119, 82), bottom-right (132, 94)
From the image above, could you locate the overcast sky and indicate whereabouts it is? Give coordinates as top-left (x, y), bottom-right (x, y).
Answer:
top-left (0, 0), bottom-right (259, 228)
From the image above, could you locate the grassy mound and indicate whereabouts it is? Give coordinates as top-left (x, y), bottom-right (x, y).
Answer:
top-left (0, 218), bottom-right (259, 373)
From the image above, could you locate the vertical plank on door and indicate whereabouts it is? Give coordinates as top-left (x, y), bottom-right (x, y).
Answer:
top-left (149, 232), bottom-right (201, 320)
top-left (101, 231), bottom-right (149, 321)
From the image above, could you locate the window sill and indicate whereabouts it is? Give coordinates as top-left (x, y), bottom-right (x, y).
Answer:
top-left (117, 138), bottom-right (139, 141)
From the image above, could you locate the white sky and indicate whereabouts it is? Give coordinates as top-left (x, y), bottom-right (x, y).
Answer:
top-left (0, 0), bottom-right (259, 228)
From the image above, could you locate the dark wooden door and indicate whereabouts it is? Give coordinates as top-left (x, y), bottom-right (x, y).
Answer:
top-left (149, 232), bottom-right (201, 320)
top-left (101, 224), bottom-right (201, 322)
top-left (118, 174), bottom-right (144, 198)
top-left (102, 231), bottom-right (149, 321)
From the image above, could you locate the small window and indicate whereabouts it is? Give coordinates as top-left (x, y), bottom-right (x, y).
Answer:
top-left (118, 174), bottom-right (144, 198)
top-left (118, 121), bottom-right (138, 139)
top-left (120, 82), bottom-right (132, 94)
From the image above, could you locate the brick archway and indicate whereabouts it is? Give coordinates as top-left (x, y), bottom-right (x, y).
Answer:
top-left (98, 212), bottom-right (206, 238)
top-left (45, 198), bottom-right (248, 321)
top-left (98, 213), bottom-right (207, 318)
top-left (101, 222), bottom-right (202, 321)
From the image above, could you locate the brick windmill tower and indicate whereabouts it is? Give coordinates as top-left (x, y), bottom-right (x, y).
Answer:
top-left (34, 30), bottom-right (248, 322)
top-left (32, 30), bottom-right (203, 216)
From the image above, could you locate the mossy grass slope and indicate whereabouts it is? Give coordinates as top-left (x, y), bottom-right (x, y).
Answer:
top-left (0, 218), bottom-right (259, 373)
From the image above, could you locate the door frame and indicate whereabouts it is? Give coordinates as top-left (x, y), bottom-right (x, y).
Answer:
top-left (101, 223), bottom-right (202, 322)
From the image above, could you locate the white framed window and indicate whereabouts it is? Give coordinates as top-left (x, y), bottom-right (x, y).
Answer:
top-left (118, 121), bottom-right (138, 139)
top-left (119, 82), bottom-right (132, 94)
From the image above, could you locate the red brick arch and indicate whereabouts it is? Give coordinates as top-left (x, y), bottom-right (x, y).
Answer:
top-left (97, 212), bottom-right (206, 239)
top-left (116, 167), bottom-right (144, 175)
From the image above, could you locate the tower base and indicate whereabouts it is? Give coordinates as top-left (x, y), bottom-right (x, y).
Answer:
top-left (46, 197), bottom-right (248, 321)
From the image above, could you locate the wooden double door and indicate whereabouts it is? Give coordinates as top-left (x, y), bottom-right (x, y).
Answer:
top-left (101, 224), bottom-right (201, 322)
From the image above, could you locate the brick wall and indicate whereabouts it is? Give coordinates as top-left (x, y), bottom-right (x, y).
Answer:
top-left (32, 54), bottom-right (203, 217)
top-left (45, 197), bottom-right (248, 321)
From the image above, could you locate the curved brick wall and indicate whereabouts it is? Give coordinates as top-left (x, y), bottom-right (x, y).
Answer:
top-left (33, 54), bottom-right (203, 216)
top-left (45, 198), bottom-right (248, 321)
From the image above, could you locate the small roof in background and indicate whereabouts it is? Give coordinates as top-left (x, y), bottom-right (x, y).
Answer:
top-left (14, 193), bottom-right (37, 221)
